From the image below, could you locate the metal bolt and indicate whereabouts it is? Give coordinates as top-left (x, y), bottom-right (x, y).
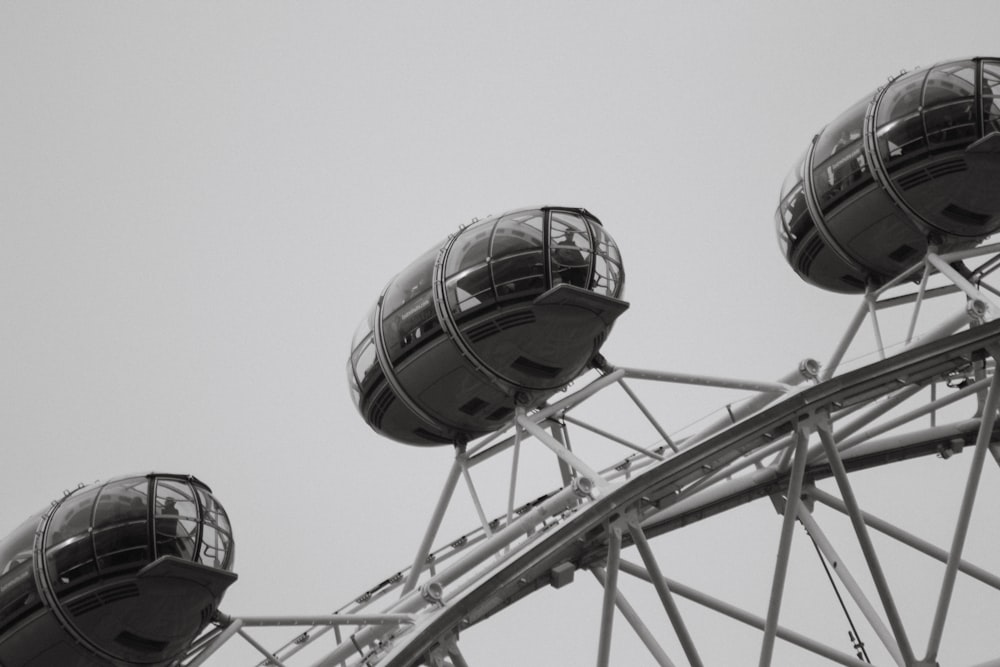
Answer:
top-left (420, 581), bottom-right (444, 605)
top-left (572, 477), bottom-right (595, 498)
top-left (968, 299), bottom-right (988, 321)
top-left (799, 358), bottom-right (821, 380)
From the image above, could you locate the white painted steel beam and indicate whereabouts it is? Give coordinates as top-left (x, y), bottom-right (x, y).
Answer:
top-left (517, 414), bottom-right (609, 489)
top-left (759, 423), bottom-right (809, 667)
top-left (927, 252), bottom-right (1000, 313)
top-left (596, 525), bottom-right (622, 667)
top-left (184, 619), bottom-right (244, 667)
top-left (562, 414), bottom-right (665, 461)
top-left (796, 504), bottom-right (904, 666)
top-left (808, 485), bottom-right (1000, 591)
top-left (816, 419), bottom-right (916, 665)
top-left (401, 457), bottom-right (464, 596)
top-left (628, 521), bottom-right (703, 666)
top-left (619, 366), bottom-right (793, 394)
top-left (924, 367), bottom-right (1000, 662)
top-left (617, 377), bottom-right (678, 451)
top-left (238, 628), bottom-right (289, 667)
top-left (592, 566), bottom-right (676, 667)
top-left (619, 561), bottom-right (871, 667)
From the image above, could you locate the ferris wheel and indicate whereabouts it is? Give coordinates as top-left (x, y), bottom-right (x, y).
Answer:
top-left (2, 57), bottom-right (1000, 667)
top-left (172, 57), bottom-right (1000, 667)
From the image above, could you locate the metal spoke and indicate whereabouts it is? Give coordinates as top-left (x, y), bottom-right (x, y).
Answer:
top-left (759, 421), bottom-right (810, 667)
top-left (927, 252), bottom-right (1000, 314)
top-left (592, 566), bottom-right (676, 667)
top-left (924, 365), bottom-right (1000, 662)
top-left (401, 457), bottom-right (464, 596)
top-left (184, 619), bottom-right (244, 667)
top-left (619, 561), bottom-right (872, 667)
top-left (238, 628), bottom-right (289, 667)
top-left (816, 417), bottom-right (915, 664)
top-left (617, 377), bottom-right (679, 452)
top-left (796, 502), bottom-right (903, 665)
top-left (904, 262), bottom-right (932, 344)
top-left (517, 414), bottom-right (609, 489)
top-left (808, 486), bottom-right (1000, 591)
top-left (506, 411), bottom-right (524, 527)
top-left (627, 521), bottom-right (703, 666)
top-left (562, 414), bottom-right (665, 461)
top-left (597, 525), bottom-right (623, 667)
top-left (460, 463), bottom-right (493, 537)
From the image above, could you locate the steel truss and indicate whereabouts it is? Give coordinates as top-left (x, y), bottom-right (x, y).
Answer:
top-left (186, 247), bottom-right (1000, 666)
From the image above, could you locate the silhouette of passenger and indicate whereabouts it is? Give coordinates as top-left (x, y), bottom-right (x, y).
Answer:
top-left (157, 498), bottom-right (180, 557)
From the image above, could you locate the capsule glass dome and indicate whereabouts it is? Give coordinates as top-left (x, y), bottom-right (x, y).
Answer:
top-left (777, 57), bottom-right (1000, 293)
top-left (0, 473), bottom-right (235, 667)
top-left (349, 207), bottom-right (627, 446)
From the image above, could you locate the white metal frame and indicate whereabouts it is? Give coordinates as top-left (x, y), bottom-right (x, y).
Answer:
top-left (184, 247), bottom-right (1000, 667)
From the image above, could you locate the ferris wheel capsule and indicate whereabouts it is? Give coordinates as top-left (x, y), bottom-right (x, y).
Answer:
top-left (0, 473), bottom-right (236, 667)
top-left (777, 56), bottom-right (1000, 293)
top-left (347, 206), bottom-right (629, 446)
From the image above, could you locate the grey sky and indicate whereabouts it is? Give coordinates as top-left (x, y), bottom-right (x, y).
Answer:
top-left (3, 2), bottom-right (1000, 665)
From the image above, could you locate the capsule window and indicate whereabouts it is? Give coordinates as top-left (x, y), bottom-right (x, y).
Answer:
top-left (776, 184), bottom-right (810, 254)
top-left (153, 480), bottom-right (198, 560)
top-left (780, 152), bottom-right (807, 202)
top-left (924, 62), bottom-right (976, 107)
top-left (550, 212), bottom-right (593, 288)
top-left (490, 210), bottom-right (544, 259)
top-left (195, 487), bottom-right (234, 571)
top-left (381, 246), bottom-right (438, 317)
top-left (89, 479), bottom-right (150, 572)
top-left (447, 269), bottom-right (496, 315)
top-left (382, 290), bottom-right (438, 361)
top-left (490, 251), bottom-right (545, 300)
top-left (46, 487), bottom-right (99, 550)
top-left (350, 305), bottom-right (375, 355)
top-left (593, 227), bottom-right (623, 272)
top-left (879, 115), bottom-right (927, 166)
top-left (351, 335), bottom-right (378, 394)
top-left (93, 479), bottom-right (148, 531)
top-left (591, 255), bottom-right (622, 297)
top-left (0, 515), bottom-right (38, 631)
top-left (925, 100), bottom-right (977, 147)
top-left (876, 71), bottom-right (926, 128)
top-left (445, 218), bottom-right (495, 278)
top-left (0, 516), bottom-right (38, 577)
top-left (815, 97), bottom-right (868, 164)
top-left (984, 62), bottom-right (1000, 132)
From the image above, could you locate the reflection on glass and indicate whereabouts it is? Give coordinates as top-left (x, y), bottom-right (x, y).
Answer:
top-left (382, 246), bottom-right (438, 316)
top-left (47, 488), bottom-right (100, 549)
top-left (813, 98), bottom-right (870, 209)
top-left (491, 210), bottom-right (544, 258)
top-left (445, 218), bottom-right (494, 278)
top-left (491, 252), bottom-right (545, 300)
top-left (925, 101), bottom-right (976, 147)
top-left (876, 71), bottom-right (926, 127)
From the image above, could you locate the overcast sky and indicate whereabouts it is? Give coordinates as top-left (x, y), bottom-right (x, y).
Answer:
top-left (3, 2), bottom-right (1000, 665)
